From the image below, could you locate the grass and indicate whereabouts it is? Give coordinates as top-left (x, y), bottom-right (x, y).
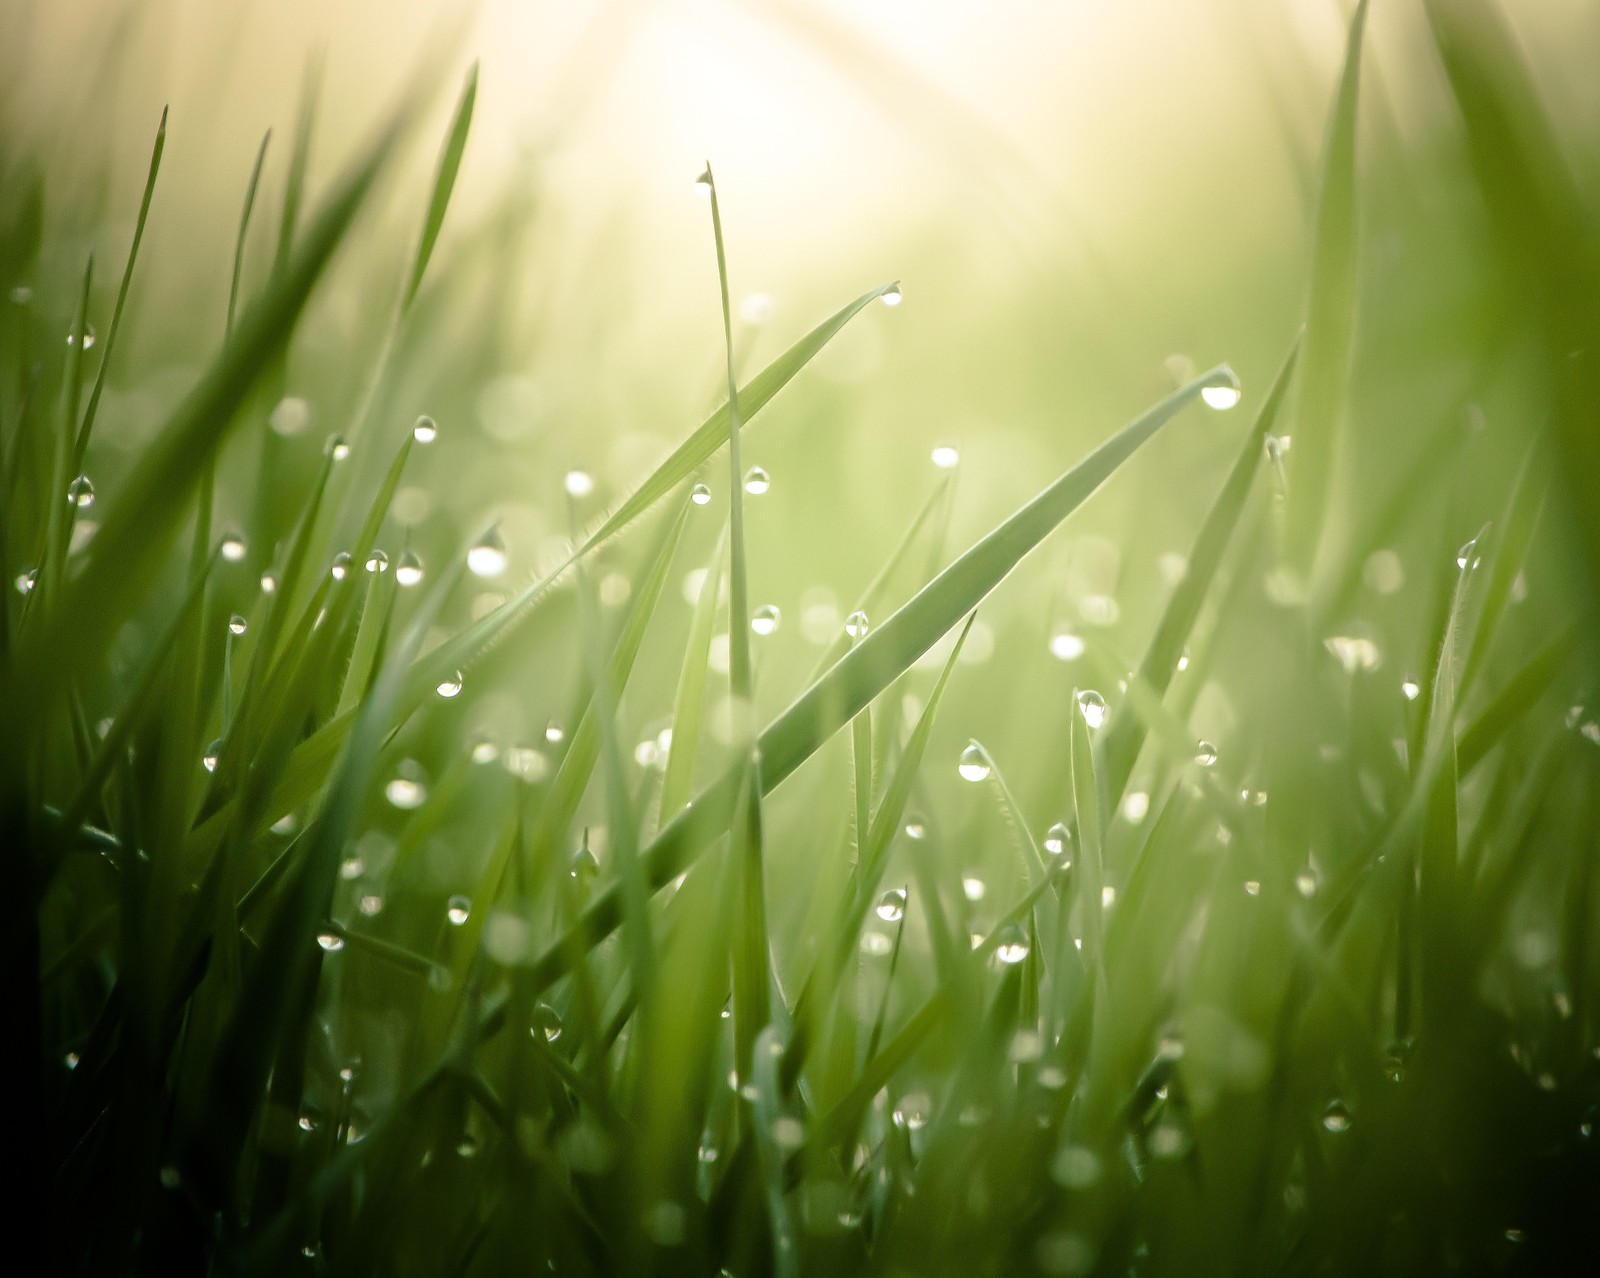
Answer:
top-left (5, 1), bottom-right (1600, 1274)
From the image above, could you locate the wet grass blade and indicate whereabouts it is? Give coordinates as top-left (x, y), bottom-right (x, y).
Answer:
top-left (401, 62), bottom-right (477, 313)
top-left (659, 524), bottom-right (728, 822)
top-left (226, 129), bottom-right (272, 338)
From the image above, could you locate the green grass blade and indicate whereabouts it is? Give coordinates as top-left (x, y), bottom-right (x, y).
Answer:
top-left (401, 62), bottom-right (477, 313)
top-left (659, 525), bottom-right (728, 822)
top-left (227, 129), bottom-right (272, 338)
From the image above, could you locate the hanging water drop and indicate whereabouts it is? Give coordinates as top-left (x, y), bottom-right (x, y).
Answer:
top-left (67, 475), bottom-right (95, 508)
top-left (1456, 538), bottom-right (1480, 571)
top-left (1194, 740), bottom-right (1218, 767)
top-left (545, 720), bottom-right (566, 744)
top-left (564, 469), bottom-right (595, 499)
top-left (330, 552), bottom-right (352, 580)
top-left (202, 740), bottom-right (222, 773)
top-left (316, 929), bottom-right (346, 953)
top-left (228, 614), bottom-right (248, 636)
top-left (690, 482), bottom-right (712, 506)
top-left (1043, 822), bottom-right (1073, 858)
top-left (446, 895), bottom-right (471, 925)
top-left (1049, 630), bottom-right (1085, 661)
top-left (1200, 366), bottom-right (1242, 410)
top-left (385, 763), bottom-right (428, 809)
top-left (324, 434), bottom-right (350, 462)
top-left (958, 742), bottom-right (991, 782)
top-left (1321, 1099), bottom-right (1351, 1134)
top-left (412, 415), bottom-right (438, 444)
top-left (260, 572), bottom-right (278, 594)
top-left (750, 604), bottom-right (781, 636)
top-left (881, 282), bottom-right (903, 308)
top-left (1076, 689), bottom-right (1109, 730)
top-left (220, 533), bottom-right (247, 562)
top-left (66, 323), bottom-right (97, 350)
top-left (994, 925), bottom-right (1030, 965)
top-left (844, 610), bottom-right (870, 639)
top-left (532, 1002), bottom-right (563, 1042)
top-left (395, 550), bottom-right (424, 587)
top-left (875, 887), bottom-right (907, 923)
top-left (15, 568), bottom-right (37, 595)
top-left (743, 466), bottom-right (771, 495)
top-left (930, 445), bottom-right (960, 469)
top-left (364, 549), bottom-right (389, 573)
top-left (467, 527), bottom-right (508, 578)
top-left (436, 671), bottom-right (464, 698)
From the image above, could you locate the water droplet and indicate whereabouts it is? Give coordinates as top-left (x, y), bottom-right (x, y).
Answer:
top-left (316, 929), bottom-right (345, 953)
top-left (1101, 885), bottom-right (1118, 908)
top-left (220, 533), bottom-right (247, 562)
top-left (66, 323), bottom-right (97, 350)
top-left (891, 1091), bottom-right (930, 1129)
top-left (962, 875), bottom-right (986, 901)
top-left (227, 614), bottom-right (248, 636)
top-left (446, 895), bottom-right (471, 925)
top-left (298, 1113), bottom-right (317, 1132)
top-left (330, 551), bottom-right (351, 580)
top-left (1324, 635), bottom-right (1381, 672)
top-left (358, 893), bottom-right (383, 916)
top-left (1321, 1099), bottom-right (1351, 1133)
top-left (532, 1002), bottom-right (563, 1042)
top-left (930, 444), bottom-right (960, 469)
top-left (1504, 1228), bottom-right (1524, 1244)
top-left (634, 738), bottom-right (661, 768)
top-left (1076, 690), bottom-right (1109, 730)
top-left (1043, 821), bottom-right (1073, 858)
top-left (1194, 740), bottom-right (1218, 767)
top-left (697, 1135), bottom-right (719, 1164)
top-left (771, 1116), bottom-right (805, 1150)
top-left (395, 550), bottom-right (424, 587)
top-left (202, 740), bottom-right (222, 772)
top-left (505, 745), bottom-right (548, 781)
top-left (881, 282), bottom-right (903, 308)
top-left (364, 549), bottom-right (388, 573)
top-left (750, 604), bottom-right (781, 636)
top-left (1244, 880), bottom-right (1261, 897)
top-left (67, 475), bottom-right (95, 508)
top-left (904, 817), bottom-right (927, 841)
top-left (324, 434), bottom-right (350, 462)
top-left (958, 742), bottom-right (991, 782)
top-left (1295, 870), bottom-right (1319, 898)
top-left (260, 572), bottom-right (278, 594)
top-left (1176, 647), bottom-right (1191, 672)
top-left (543, 720), bottom-right (565, 745)
top-left (436, 671), bottom-right (464, 698)
top-left (468, 527), bottom-right (508, 578)
top-left (875, 887), bottom-right (907, 923)
top-left (385, 763), bottom-right (428, 809)
top-left (412, 415), bottom-right (437, 444)
top-left (15, 568), bottom-right (37, 594)
top-left (64, 1050), bottom-right (80, 1070)
top-left (994, 926), bottom-right (1030, 964)
top-left (743, 466), bottom-right (770, 496)
top-left (690, 482), bottom-right (712, 506)
top-left (694, 166), bottom-right (713, 193)
top-left (564, 469), bottom-right (594, 498)
top-left (1401, 677), bottom-right (1421, 701)
top-left (456, 1135), bottom-right (478, 1158)
top-left (1052, 1145), bottom-right (1102, 1188)
top-left (1264, 434), bottom-right (1291, 464)
top-left (1049, 630), bottom-right (1085, 661)
top-left (844, 609), bottom-right (870, 639)
top-left (1200, 367), bottom-right (1241, 410)
top-left (1456, 538), bottom-right (1480, 571)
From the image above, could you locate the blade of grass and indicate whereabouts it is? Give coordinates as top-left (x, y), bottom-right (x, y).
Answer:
top-left (401, 62), bottom-right (478, 313)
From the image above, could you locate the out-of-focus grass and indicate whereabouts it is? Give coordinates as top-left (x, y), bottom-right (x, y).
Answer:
top-left (4, 1), bottom-right (1599, 1274)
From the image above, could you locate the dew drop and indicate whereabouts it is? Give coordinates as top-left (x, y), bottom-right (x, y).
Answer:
top-left (67, 475), bottom-right (95, 508)
top-left (330, 551), bottom-right (351, 580)
top-left (446, 895), bottom-right (471, 925)
top-left (690, 482), bottom-right (712, 506)
top-left (385, 763), bottom-right (428, 809)
top-left (994, 926), bottom-right (1030, 965)
top-left (750, 604), bottom-right (781, 636)
top-left (324, 434), bottom-right (350, 462)
top-left (365, 549), bottom-right (389, 573)
top-left (1043, 821), bottom-right (1073, 858)
top-left (891, 1091), bottom-right (930, 1129)
top-left (875, 887), bottom-right (907, 923)
top-left (564, 469), bottom-right (594, 498)
top-left (743, 466), bottom-right (771, 496)
top-left (958, 742), bottom-right (992, 782)
top-left (1264, 434), bottom-right (1291, 464)
top-left (412, 415), bottom-right (438, 444)
top-left (228, 614), bottom-right (248, 636)
top-left (1076, 690), bottom-right (1109, 730)
top-left (1401, 677), bottom-right (1421, 701)
top-left (1049, 630), bottom-right (1085, 661)
top-left (694, 166), bottom-right (712, 193)
top-left (202, 740), bottom-right (222, 773)
top-left (844, 609), bottom-right (870, 639)
top-left (15, 568), bottom-right (37, 594)
top-left (904, 817), bottom-right (927, 841)
top-left (532, 1002), bottom-right (563, 1042)
top-left (1194, 740), bottom-right (1218, 767)
top-left (930, 444), bottom-right (959, 469)
top-left (468, 527), bottom-right (508, 578)
top-left (860, 930), bottom-right (892, 956)
top-left (1321, 1099), bottom-right (1351, 1133)
top-left (1456, 538), bottom-right (1480, 571)
top-left (962, 875), bottom-right (986, 901)
top-left (544, 720), bottom-right (566, 745)
top-left (66, 323), bottom-right (97, 350)
top-left (358, 893), bottom-right (383, 916)
top-left (1200, 367), bottom-right (1241, 410)
top-left (1324, 635), bottom-right (1380, 672)
top-left (881, 282), bottom-right (903, 308)
top-left (316, 929), bottom-right (346, 953)
top-left (64, 1050), bottom-right (80, 1070)
top-left (260, 572), bottom-right (278, 594)
top-left (298, 1113), bottom-right (317, 1133)
top-left (1295, 870), bottom-right (1319, 898)
top-left (395, 550), bottom-right (424, 587)
top-left (220, 533), bottom-right (247, 563)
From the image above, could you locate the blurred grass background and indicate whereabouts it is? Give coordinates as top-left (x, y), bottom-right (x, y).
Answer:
top-left (6, 0), bottom-right (1600, 1273)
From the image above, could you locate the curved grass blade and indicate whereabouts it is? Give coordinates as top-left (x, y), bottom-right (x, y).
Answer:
top-left (226, 129), bottom-right (273, 338)
top-left (659, 524), bottom-right (728, 822)
top-left (401, 61), bottom-right (477, 313)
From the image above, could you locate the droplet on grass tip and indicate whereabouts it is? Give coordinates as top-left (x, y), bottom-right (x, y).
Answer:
top-left (1401, 677), bottom-right (1421, 701)
top-left (412, 415), bottom-right (437, 444)
top-left (227, 614), bottom-right (247, 636)
top-left (750, 604), bottom-right (781, 636)
top-left (396, 551), bottom-right (424, 587)
top-left (1194, 740), bottom-right (1218, 767)
top-left (845, 610), bottom-right (870, 639)
top-left (1049, 630), bottom-right (1085, 661)
top-left (202, 740), bottom-right (221, 772)
top-left (690, 482), bottom-right (712, 506)
top-left (743, 466), bottom-right (771, 495)
top-left (1264, 434), bottom-right (1291, 465)
top-left (564, 469), bottom-right (594, 498)
top-left (324, 434), bottom-right (350, 462)
top-left (739, 292), bottom-right (773, 326)
top-left (66, 324), bottom-right (97, 350)
top-left (364, 549), bottom-right (388, 573)
top-left (958, 742), bottom-right (991, 782)
top-left (1295, 870), bottom-right (1319, 898)
top-left (1321, 1099), bottom-right (1351, 1133)
top-left (330, 552), bottom-right (351, 580)
top-left (904, 817), bottom-right (927, 841)
top-left (385, 764), bottom-right (428, 809)
top-left (1043, 821), bottom-right (1073, 858)
top-left (962, 876), bottom-right (986, 901)
top-left (467, 527), bottom-right (508, 578)
top-left (875, 887), bottom-right (907, 923)
top-left (316, 929), bottom-right (345, 953)
top-left (260, 572), bottom-right (278, 594)
top-left (881, 282), bottom-right (903, 308)
top-left (891, 1092), bottom-right (930, 1129)
top-left (1324, 635), bottom-right (1380, 672)
top-left (994, 926), bottom-right (1030, 965)
top-left (1200, 366), bottom-right (1242, 410)
top-left (15, 568), bottom-right (37, 594)
top-left (67, 475), bottom-right (95, 508)
top-left (930, 444), bottom-right (959, 469)
top-left (544, 720), bottom-right (565, 744)
top-left (436, 671), bottom-right (464, 698)
top-left (694, 166), bottom-right (712, 194)
top-left (1456, 538), bottom-right (1479, 570)
top-left (1076, 689), bottom-right (1108, 730)
top-left (533, 1003), bottom-right (563, 1042)
top-left (220, 533), bottom-right (247, 562)
top-left (446, 895), bottom-right (471, 925)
